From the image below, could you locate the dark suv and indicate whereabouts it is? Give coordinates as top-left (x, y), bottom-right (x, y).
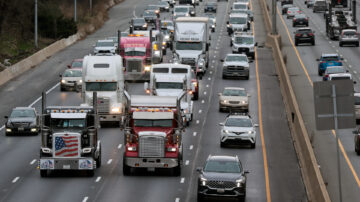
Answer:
top-left (130, 18), bottom-right (148, 31)
top-left (197, 155), bottom-right (249, 202)
top-left (294, 28), bottom-right (315, 46)
top-left (204, 2), bottom-right (217, 13)
top-left (5, 107), bottom-right (39, 136)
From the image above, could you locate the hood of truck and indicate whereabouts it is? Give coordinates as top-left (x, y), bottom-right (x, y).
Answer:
top-left (156, 89), bottom-right (184, 97)
top-left (176, 50), bottom-right (202, 61)
top-left (133, 127), bottom-right (173, 136)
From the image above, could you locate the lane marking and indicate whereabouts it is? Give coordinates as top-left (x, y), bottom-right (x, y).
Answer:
top-left (206, 84), bottom-right (209, 87)
top-left (82, 197), bottom-right (89, 202)
top-left (189, 145), bottom-right (193, 150)
top-left (278, 6), bottom-right (360, 189)
top-left (95, 176), bottom-right (101, 182)
top-left (185, 160), bottom-right (189, 165)
top-left (30, 159), bottom-right (37, 165)
top-left (354, 70), bottom-right (357, 74)
top-left (208, 77), bottom-right (211, 80)
top-left (193, 132), bottom-right (197, 136)
top-left (180, 177), bottom-right (185, 183)
top-left (107, 159), bottom-right (113, 165)
top-left (175, 198), bottom-right (180, 202)
top-left (196, 120), bottom-right (200, 124)
top-left (117, 144), bottom-right (122, 149)
top-left (199, 109), bottom-right (202, 114)
top-left (12, 177), bottom-right (20, 183)
top-left (201, 100), bottom-right (205, 103)
top-left (253, 9), bottom-right (271, 202)
top-left (204, 91), bottom-right (207, 95)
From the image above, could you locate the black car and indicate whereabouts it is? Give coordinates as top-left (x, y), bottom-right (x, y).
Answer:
top-left (204, 2), bottom-right (217, 13)
top-left (281, 0), bottom-right (293, 6)
top-left (197, 155), bottom-right (249, 202)
top-left (143, 10), bottom-right (158, 24)
top-left (130, 18), bottom-right (148, 31)
top-left (5, 107), bottom-right (39, 136)
top-left (354, 129), bottom-right (360, 155)
top-left (294, 28), bottom-right (315, 46)
top-left (292, 14), bottom-right (309, 27)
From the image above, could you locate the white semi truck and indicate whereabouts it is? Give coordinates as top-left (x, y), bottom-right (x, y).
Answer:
top-left (173, 17), bottom-right (210, 78)
top-left (82, 55), bottom-right (126, 127)
top-left (144, 63), bottom-right (194, 125)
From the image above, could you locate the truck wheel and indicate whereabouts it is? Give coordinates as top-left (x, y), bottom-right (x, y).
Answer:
top-left (339, 42), bottom-right (343, 47)
top-left (96, 147), bottom-right (102, 168)
top-left (40, 170), bottom-right (48, 177)
top-left (250, 142), bottom-right (256, 149)
top-left (87, 170), bottom-right (95, 177)
top-left (123, 156), bottom-right (131, 176)
top-left (162, 49), bottom-right (166, 55)
top-left (186, 120), bottom-right (190, 126)
top-left (172, 165), bottom-right (181, 176)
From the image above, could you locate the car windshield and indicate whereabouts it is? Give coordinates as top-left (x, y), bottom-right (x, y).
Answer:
top-left (158, 2), bottom-right (168, 6)
top-left (50, 119), bottom-right (85, 129)
top-left (343, 31), bottom-right (357, 36)
top-left (288, 7), bottom-right (300, 12)
top-left (176, 41), bottom-right (203, 50)
top-left (297, 29), bottom-right (312, 33)
top-left (10, 109), bottom-right (35, 118)
top-left (156, 82), bottom-right (183, 89)
top-left (234, 4), bottom-right (247, 9)
top-left (223, 89), bottom-right (246, 96)
top-left (162, 21), bottom-right (173, 27)
top-left (207, 2), bottom-right (216, 6)
top-left (295, 14), bottom-right (306, 18)
top-left (204, 160), bottom-right (241, 173)
top-left (133, 18), bottom-right (145, 24)
top-left (355, 96), bottom-right (360, 105)
top-left (326, 67), bottom-right (345, 74)
top-left (147, 5), bottom-right (158, 10)
top-left (322, 56), bottom-right (340, 61)
top-left (71, 61), bottom-right (82, 68)
top-left (134, 119), bottom-right (173, 127)
top-left (226, 55), bottom-right (247, 62)
top-left (237, 0), bottom-right (249, 3)
top-left (175, 7), bottom-right (188, 12)
top-left (86, 82), bottom-right (117, 91)
top-left (63, 70), bottom-right (82, 77)
top-left (229, 17), bottom-right (247, 24)
top-left (144, 11), bottom-right (156, 17)
top-left (235, 36), bottom-right (254, 44)
top-left (315, 1), bottom-right (326, 5)
top-left (96, 41), bottom-right (114, 47)
top-left (225, 117), bottom-right (252, 127)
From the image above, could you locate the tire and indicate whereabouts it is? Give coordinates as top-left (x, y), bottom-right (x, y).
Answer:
top-left (197, 193), bottom-right (205, 202)
top-left (95, 147), bottom-right (102, 168)
top-left (356, 42), bottom-right (359, 47)
top-left (292, 23), bottom-right (295, 27)
top-left (40, 170), bottom-right (48, 178)
top-left (162, 49), bottom-right (166, 55)
top-left (339, 42), bottom-right (343, 47)
top-left (87, 170), bottom-right (95, 177)
top-left (312, 40), bottom-right (315, 46)
top-left (172, 164), bottom-right (181, 176)
top-left (250, 142), bottom-right (256, 148)
top-left (245, 75), bottom-right (249, 80)
top-left (238, 196), bottom-right (246, 202)
top-left (222, 74), bottom-right (226, 79)
top-left (318, 69), bottom-right (322, 76)
top-left (193, 91), bottom-right (199, 100)
top-left (60, 87), bottom-right (65, 91)
top-left (220, 141), bottom-right (226, 147)
top-left (123, 155), bottom-right (131, 176)
top-left (295, 40), bottom-right (298, 46)
top-left (357, 148), bottom-right (360, 155)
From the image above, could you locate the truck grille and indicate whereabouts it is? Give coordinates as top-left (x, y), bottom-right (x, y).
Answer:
top-left (139, 136), bottom-right (165, 157)
top-left (98, 97), bottom-right (110, 113)
top-left (227, 66), bottom-right (244, 71)
top-left (207, 181), bottom-right (236, 189)
top-left (126, 59), bottom-right (143, 73)
top-left (53, 133), bottom-right (80, 158)
top-left (181, 58), bottom-right (196, 67)
top-left (12, 122), bottom-right (30, 127)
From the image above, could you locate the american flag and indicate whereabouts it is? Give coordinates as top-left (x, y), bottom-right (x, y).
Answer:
top-left (55, 135), bottom-right (79, 157)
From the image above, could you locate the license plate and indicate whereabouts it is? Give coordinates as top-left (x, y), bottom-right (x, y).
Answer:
top-left (303, 34), bottom-right (308, 37)
top-left (299, 21), bottom-right (303, 24)
top-left (18, 127), bottom-right (24, 131)
top-left (63, 165), bottom-right (71, 169)
top-left (217, 189), bottom-right (225, 193)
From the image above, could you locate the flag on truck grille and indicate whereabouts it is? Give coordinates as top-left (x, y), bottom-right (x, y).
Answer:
top-left (55, 135), bottom-right (79, 157)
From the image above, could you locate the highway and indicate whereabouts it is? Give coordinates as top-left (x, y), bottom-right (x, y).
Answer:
top-left (0, 0), bottom-right (306, 201)
top-left (270, 0), bottom-right (360, 201)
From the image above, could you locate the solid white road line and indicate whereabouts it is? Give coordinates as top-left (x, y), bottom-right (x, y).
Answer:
top-left (12, 177), bottom-right (20, 183)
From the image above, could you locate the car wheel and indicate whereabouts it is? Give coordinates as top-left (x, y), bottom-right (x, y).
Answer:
top-left (356, 42), bottom-right (359, 47)
top-left (245, 75), bottom-right (249, 80)
top-left (295, 40), bottom-right (298, 46)
top-left (220, 141), bottom-right (226, 147)
top-left (197, 193), bottom-right (205, 202)
top-left (86, 170), bottom-right (95, 177)
top-left (222, 74), bottom-right (226, 79)
top-left (60, 87), bottom-right (65, 91)
top-left (40, 170), bottom-right (48, 178)
top-left (318, 69), bottom-right (322, 76)
top-left (292, 23), bottom-right (295, 27)
top-left (357, 148), bottom-right (360, 155)
top-left (312, 40), bottom-right (315, 46)
top-left (237, 196), bottom-right (245, 202)
top-left (339, 42), bottom-right (343, 47)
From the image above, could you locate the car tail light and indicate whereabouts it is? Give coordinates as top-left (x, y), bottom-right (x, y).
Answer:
top-left (288, 11), bottom-right (291, 14)
top-left (325, 74), bottom-right (329, 78)
top-left (308, 33), bottom-right (314, 36)
top-left (306, 18), bottom-right (309, 21)
top-left (320, 61), bottom-right (326, 64)
top-left (293, 18), bottom-right (296, 21)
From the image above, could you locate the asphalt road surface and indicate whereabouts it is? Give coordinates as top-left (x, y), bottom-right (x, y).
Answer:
top-left (0, 0), bottom-right (306, 202)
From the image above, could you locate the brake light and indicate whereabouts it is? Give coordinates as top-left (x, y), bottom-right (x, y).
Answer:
top-left (293, 18), bottom-right (296, 21)
top-left (308, 33), bottom-right (314, 36)
top-left (325, 75), bottom-right (329, 78)
top-left (288, 11), bottom-right (291, 14)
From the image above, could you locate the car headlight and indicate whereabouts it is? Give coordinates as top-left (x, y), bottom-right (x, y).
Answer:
top-left (6, 128), bottom-right (11, 132)
top-left (162, 41), bottom-right (166, 46)
top-left (185, 13), bottom-right (190, 16)
top-left (221, 100), bottom-right (228, 104)
top-left (248, 130), bottom-right (254, 134)
top-left (227, 24), bottom-right (232, 28)
top-left (61, 79), bottom-right (66, 84)
top-left (236, 178), bottom-right (245, 187)
top-left (198, 61), bottom-right (204, 66)
top-left (78, 79), bottom-right (82, 84)
top-left (31, 128), bottom-right (37, 132)
top-left (127, 146), bottom-right (137, 151)
top-left (165, 35), bottom-right (170, 40)
top-left (200, 177), bottom-right (207, 186)
top-left (211, 25), bottom-right (215, 28)
top-left (111, 107), bottom-right (121, 113)
top-left (223, 129), bottom-right (229, 133)
top-left (167, 147), bottom-right (177, 152)
top-left (144, 65), bottom-right (151, 72)
top-left (156, 10), bottom-right (160, 14)
top-left (241, 100), bottom-right (247, 104)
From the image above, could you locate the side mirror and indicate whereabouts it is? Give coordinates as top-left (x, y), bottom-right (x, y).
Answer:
top-left (254, 124), bottom-right (259, 127)
top-left (196, 167), bottom-right (203, 173)
top-left (354, 81), bottom-right (357, 84)
top-left (219, 122), bottom-right (224, 126)
top-left (244, 170), bottom-right (250, 174)
top-left (4, 116), bottom-right (8, 119)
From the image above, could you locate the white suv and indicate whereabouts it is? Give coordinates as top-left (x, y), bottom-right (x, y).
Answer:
top-left (219, 113), bottom-right (258, 148)
top-left (231, 32), bottom-right (257, 59)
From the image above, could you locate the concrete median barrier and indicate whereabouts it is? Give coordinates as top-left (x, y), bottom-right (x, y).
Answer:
top-left (259, 1), bottom-right (331, 202)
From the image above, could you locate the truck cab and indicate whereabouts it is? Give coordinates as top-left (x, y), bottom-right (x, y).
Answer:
top-left (227, 13), bottom-right (251, 35)
top-left (123, 95), bottom-right (184, 176)
top-left (39, 104), bottom-right (101, 177)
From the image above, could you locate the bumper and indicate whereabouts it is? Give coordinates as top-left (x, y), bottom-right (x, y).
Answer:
top-left (61, 83), bottom-right (81, 90)
top-left (221, 134), bottom-right (255, 144)
top-left (340, 40), bottom-right (359, 45)
top-left (124, 157), bottom-right (179, 168)
top-left (219, 103), bottom-right (248, 111)
top-left (198, 185), bottom-right (245, 198)
top-left (232, 47), bottom-right (254, 57)
top-left (39, 158), bottom-right (95, 170)
top-left (223, 69), bottom-right (249, 77)
top-left (296, 37), bottom-right (314, 43)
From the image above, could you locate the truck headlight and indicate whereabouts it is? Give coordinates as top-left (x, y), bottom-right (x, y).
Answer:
top-left (165, 35), bottom-right (170, 40)
top-left (6, 128), bottom-right (11, 132)
top-left (241, 100), bottom-right (247, 104)
top-left (167, 147), bottom-right (177, 152)
top-left (154, 50), bottom-right (160, 56)
top-left (82, 148), bottom-right (92, 153)
top-left (185, 13), bottom-right (190, 17)
top-left (200, 177), bottom-right (207, 186)
top-left (211, 25), bottom-right (215, 28)
top-left (144, 66), bottom-right (151, 72)
top-left (111, 107), bottom-right (121, 113)
top-left (61, 79), bottom-right (66, 84)
top-left (198, 61), bottom-right (204, 66)
top-left (143, 24), bottom-right (148, 28)
top-left (162, 41), bottom-right (166, 46)
top-left (127, 146), bottom-right (137, 151)
top-left (31, 128), bottom-right (38, 132)
top-left (236, 178), bottom-right (245, 187)
top-left (227, 24), bottom-right (232, 28)
top-left (78, 79), bottom-right (82, 84)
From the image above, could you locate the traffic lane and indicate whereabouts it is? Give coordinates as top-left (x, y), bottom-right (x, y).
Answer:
top-left (0, 0), bottom-right (154, 127)
top-left (275, 3), bottom-right (360, 201)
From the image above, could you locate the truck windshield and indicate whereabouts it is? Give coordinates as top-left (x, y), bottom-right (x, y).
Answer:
top-left (134, 119), bottom-right (173, 127)
top-left (175, 7), bottom-right (189, 12)
top-left (86, 82), bottom-right (117, 91)
top-left (10, 109), bottom-right (35, 118)
top-left (125, 47), bottom-right (146, 56)
top-left (229, 17), bottom-right (247, 24)
top-left (50, 119), bottom-right (85, 129)
top-left (176, 42), bottom-right (202, 50)
top-left (96, 41), bottom-right (114, 47)
top-left (204, 160), bottom-right (241, 173)
top-left (156, 82), bottom-right (183, 89)
top-left (235, 37), bottom-right (253, 44)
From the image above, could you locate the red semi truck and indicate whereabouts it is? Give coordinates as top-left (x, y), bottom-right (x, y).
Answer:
top-left (123, 95), bottom-right (185, 176)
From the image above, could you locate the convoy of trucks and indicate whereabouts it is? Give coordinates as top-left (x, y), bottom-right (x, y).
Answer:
top-left (325, 6), bottom-right (357, 40)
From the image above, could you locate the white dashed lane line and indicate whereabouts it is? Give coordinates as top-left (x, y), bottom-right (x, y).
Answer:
top-left (185, 160), bottom-right (189, 166)
top-left (204, 91), bottom-right (207, 95)
top-left (117, 144), bottom-right (122, 149)
top-left (82, 197), bottom-right (89, 202)
top-left (189, 145), bottom-right (194, 150)
top-left (95, 176), bottom-right (101, 183)
top-left (30, 159), bottom-right (37, 165)
top-left (193, 132), bottom-right (197, 136)
top-left (196, 120), bottom-right (200, 124)
top-left (12, 177), bottom-right (20, 183)
top-left (354, 70), bottom-right (357, 74)
top-left (208, 77), bottom-right (211, 80)
top-left (180, 177), bottom-right (185, 183)
top-left (107, 159), bottom-right (113, 165)
top-left (206, 84), bottom-right (209, 87)
top-left (175, 198), bottom-right (180, 202)
top-left (201, 100), bottom-right (205, 103)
